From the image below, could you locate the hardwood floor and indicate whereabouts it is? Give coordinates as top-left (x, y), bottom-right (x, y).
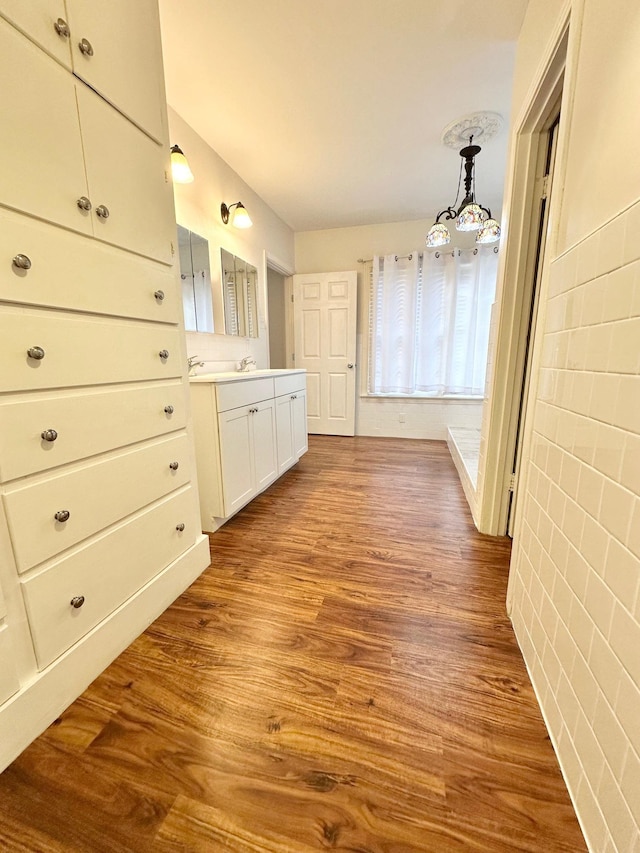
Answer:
top-left (0, 436), bottom-right (587, 852)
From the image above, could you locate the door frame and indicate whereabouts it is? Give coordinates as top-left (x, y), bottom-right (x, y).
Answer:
top-left (477, 2), bottom-right (580, 540)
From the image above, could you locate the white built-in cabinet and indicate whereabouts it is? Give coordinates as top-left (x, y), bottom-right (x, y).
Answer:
top-left (190, 371), bottom-right (307, 531)
top-left (0, 1), bottom-right (210, 772)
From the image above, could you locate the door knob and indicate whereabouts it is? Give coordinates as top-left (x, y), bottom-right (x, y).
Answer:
top-left (27, 346), bottom-right (45, 360)
top-left (169, 461), bottom-right (179, 470)
top-left (77, 196), bottom-right (92, 212)
top-left (347, 363), bottom-right (354, 369)
top-left (176, 523), bottom-right (185, 532)
top-left (70, 595), bottom-right (85, 609)
top-left (154, 290), bottom-right (165, 302)
top-left (41, 428), bottom-right (58, 442)
top-left (12, 254), bottom-right (32, 270)
top-left (78, 38), bottom-right (94, 56)
top-left (95, 204), bottom-right (110, 219)
top-left (159, 349), bottom-right (169, 360)
top-left (164, 405), bottom-right (174, 414)
top-left (54, 510), bottom-right (70, 522)
top-left (54, 18), bottom-right (70, 38)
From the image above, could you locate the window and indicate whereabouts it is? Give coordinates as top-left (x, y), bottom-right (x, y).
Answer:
top-left (368, 247), bottom-right (498, 397)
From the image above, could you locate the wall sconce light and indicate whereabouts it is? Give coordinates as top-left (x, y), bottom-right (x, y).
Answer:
top-left (220, 201), bottom-right (252, 229)
top-left (170, 144), bottom-right (194, 184)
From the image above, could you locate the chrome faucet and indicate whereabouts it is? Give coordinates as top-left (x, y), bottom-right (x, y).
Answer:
top-left (187, 355), bottom-right (205, 375)
top-left (238, 355), bottom-right (257, 371)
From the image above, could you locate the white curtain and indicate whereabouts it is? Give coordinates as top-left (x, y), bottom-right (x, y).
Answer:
top-left (369, 246), bottom-right (498, 396)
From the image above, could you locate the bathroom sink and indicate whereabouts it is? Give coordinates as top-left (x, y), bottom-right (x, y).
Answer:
top-left (189, 368), bottom-right (304, 383)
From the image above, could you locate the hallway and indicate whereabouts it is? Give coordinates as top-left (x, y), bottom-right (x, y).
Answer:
top-left (0, 436), bottom-right (586, 852)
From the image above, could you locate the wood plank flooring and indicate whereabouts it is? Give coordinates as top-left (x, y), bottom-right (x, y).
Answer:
top-left (0, 436), bottom-right (587, 852)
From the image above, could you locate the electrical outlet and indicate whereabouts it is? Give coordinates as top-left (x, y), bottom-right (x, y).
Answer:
top-left (399, 413), bottom-right (406, 423)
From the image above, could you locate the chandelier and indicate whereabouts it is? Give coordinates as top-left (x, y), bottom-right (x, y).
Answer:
top-left (426, 134), bottom-right (501, 248)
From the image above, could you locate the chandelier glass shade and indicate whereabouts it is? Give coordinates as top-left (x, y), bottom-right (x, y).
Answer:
top-left (426, 136), bottom-right (501, 247)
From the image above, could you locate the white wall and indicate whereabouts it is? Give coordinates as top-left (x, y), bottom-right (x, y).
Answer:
top-left (491, 2), bottom-right (640, 850)
top-left (295, 222), bottom-right (484, 439)
top-left (168, 108), bottom-right (294, 372)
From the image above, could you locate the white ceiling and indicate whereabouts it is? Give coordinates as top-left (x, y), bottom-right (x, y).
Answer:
top-left (158, 0), bottom-right (529, 233)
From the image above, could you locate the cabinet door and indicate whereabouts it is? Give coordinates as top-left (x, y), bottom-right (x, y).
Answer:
top-left (0, 0), bottom-right (72, 67)
top-left (76, 84), bottom-right (174, 265)
top-left (275, 394), bottom-right (295, 475)
top-left (0, 17), bottom-right (91, 235)
top-left (219, 407), bottom-right (255, 516)
top-left (65, 0), bottom-right (166, 143)
top-left (252, 400), bottom-right (278, 492)
top-left (292, 391), bottom-right (308, 460)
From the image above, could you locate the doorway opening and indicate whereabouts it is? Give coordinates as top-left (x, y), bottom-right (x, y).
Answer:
top-left (479, 16), bottom-right (569, 538)
top-left (507, 108), bottom-right (562, 536)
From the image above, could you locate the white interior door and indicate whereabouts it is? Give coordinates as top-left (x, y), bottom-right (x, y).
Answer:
top-left (292, 271), bottom-right (357, 436)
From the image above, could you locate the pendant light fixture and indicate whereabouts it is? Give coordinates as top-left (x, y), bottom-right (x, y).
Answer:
top-left (170, 144), bottom-right (194, 184)
top-left (220, 201), bottom-right (253, 229)
top-left (426, 112), bottom-right (503, 248)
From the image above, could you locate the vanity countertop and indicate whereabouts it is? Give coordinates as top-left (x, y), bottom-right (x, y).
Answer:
top-left (189, 368), bottom-right (305, 384)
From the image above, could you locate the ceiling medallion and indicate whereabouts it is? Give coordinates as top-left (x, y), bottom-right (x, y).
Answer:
top-left (441, 112), bottom-right (504, 149)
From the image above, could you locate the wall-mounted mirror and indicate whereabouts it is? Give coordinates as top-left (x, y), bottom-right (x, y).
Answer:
top-left (221, 248), bottom-right (258, 338)
top-left (178, 225), bottom-right (214, 333)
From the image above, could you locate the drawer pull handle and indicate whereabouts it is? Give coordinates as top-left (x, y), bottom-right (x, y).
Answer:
top-left (70, 595), bottom-right (85, 609)
top-left (54, 17), bottom-right (70, 38)
top-left (169, 461), bottom-right (179, 471)
top-left (176, 523), bottom-right (185, 532)
top-left (159, 349), bottom-right (169, 360)
top-left (41, 428), bottom-right (58, 442)
top-left (54, 510), bottom-right (70, 523)
top-left (154, 289), bottom-right (165, 302)
top-left (77, 196), bottom-right (92, 212)
top-left (12, 253), bottom-right (32, 270)
top-left (78, 37), bottom-right (94, 57)
top-left (95, 204), bottom-right (110, 219)
top-left (27, 346), bottom-right (45, 360)
top-left (164, 405), bottom-right (174, 414)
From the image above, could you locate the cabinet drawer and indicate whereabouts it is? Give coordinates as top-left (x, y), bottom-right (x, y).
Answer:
top-left (215, 377), bottom-right (275, 412)
top-left (0, 624), bottom-right (20, 704)
top-left (21, 486), bottom-right (199, 670)
top-left (0, 381), bottom-right (186, 482)
top-left (0, 207), bottom-right (179, 323)
top-left (5, 433), bottom-right (192, 573)
top-left (274, 372), bottom-right (306, 396)
top-left (1, 309), bottom-right (182, 393)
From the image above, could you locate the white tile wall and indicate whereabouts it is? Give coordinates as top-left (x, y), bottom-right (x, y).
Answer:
top-left (509, 199), bottom-right (640, 852)
top-left (356, 396), bottom-right (483, 440)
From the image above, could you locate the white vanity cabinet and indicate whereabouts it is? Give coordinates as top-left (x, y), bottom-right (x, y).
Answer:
top-left (190, 370), bottom-right (307, 532)
top-left (0, 3), bottom-right (210, 773)
top-left (274, 373), bottom-right (308, 475)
